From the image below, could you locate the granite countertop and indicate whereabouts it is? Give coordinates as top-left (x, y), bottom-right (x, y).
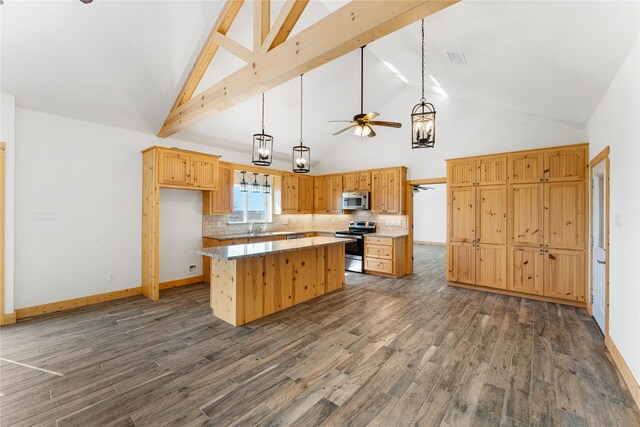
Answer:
top-left (203, 230), bottom-right (336, 240)
top-left (366, 231), bottom-right (409, 238)
top-left (194, 236), bottom-right (355, 260)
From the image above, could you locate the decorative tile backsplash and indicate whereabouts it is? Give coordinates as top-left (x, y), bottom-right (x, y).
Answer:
top-left (202, 212), bottom-right (407, 237)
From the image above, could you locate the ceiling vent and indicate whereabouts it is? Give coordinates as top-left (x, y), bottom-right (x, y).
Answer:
top-left (446, 51), bottom-right (467, 65)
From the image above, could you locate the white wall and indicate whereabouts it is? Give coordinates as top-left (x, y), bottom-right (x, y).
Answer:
top-left (0, 93), bottom-right (16, 314)
top-left (413, 184), bottom-right (446, 244)
top-left (315, 91), bottom-right (588, 179)
top-left (13, 107), bottom-right (279, 309)
top-left (586, 36), bottom-right (640, 383)
top-left (159, 189), bottom-right (202, 282)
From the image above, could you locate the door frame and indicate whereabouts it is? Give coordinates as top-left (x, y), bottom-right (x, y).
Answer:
top-left (588, 146), bottom-right (610, 337)
top-left (406, 177), bottom-right (447, 274)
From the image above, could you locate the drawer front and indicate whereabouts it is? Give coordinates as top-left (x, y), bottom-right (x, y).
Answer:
top-left (365, 244), bottom-right (393, 260)
top-left (365, 258), bottom-right (393, 274)
top-left (365, 237), bottom-right (393, 246)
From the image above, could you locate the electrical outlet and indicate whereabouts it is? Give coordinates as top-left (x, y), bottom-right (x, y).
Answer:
top-left (188, 264), bottom-right (197, 274)
top-left (32, 210), bottom-right (56, 220)
top-left (108, 272), bottom-right (115, 282)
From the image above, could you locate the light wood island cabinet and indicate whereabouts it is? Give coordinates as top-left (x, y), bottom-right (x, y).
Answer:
top-left (447, 143), bottom-right (588, 306)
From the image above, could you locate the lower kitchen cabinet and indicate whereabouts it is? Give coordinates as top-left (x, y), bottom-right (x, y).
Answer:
top-left (364, 236), bottom-right (406, 277)
top-left (446, 242), bottom-right (476, 284)
top-left (544, 248), bottom-right (585, 302)
top-left (476, 244), bottom-right (506, 289)
top-left (508, 246), bottom-right (544, 295)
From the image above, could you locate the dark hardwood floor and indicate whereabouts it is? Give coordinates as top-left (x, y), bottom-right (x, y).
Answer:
top-left (1, 245), bottom-right (639, 426)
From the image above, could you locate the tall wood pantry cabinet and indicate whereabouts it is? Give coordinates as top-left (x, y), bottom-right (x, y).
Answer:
top-left (447, 144), bottom-right (588, 306)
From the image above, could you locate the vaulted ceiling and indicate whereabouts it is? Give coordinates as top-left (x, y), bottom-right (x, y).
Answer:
top-left (2, 1), bottom-right (638, 163)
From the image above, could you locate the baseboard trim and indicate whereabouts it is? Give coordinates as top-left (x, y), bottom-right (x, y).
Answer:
top-left (159, 275), bottom-right (205, 290)
top-left (414, 241), bottom-right (446, 246)
top-left (15, 287), bottom-right (142, 320)
top-left (605, 335), bottom-right (640, 410)
top-left (446, 281), bottom-right (587, 308)
top-left (0, 312), bottom-right (16, 325)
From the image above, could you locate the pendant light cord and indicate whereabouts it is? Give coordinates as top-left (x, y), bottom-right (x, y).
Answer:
top-left (261, 92), bottom-right (265, 133)
top-left (360, 46), bottom-right (364, 114)
top-left (421, 18), bottom-right (425, 103)
top-left (300, 74), bottom-right (304, 146)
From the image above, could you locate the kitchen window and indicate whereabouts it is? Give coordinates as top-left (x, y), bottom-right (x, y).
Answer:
top-left (228, 172), bottom-right (273, 224)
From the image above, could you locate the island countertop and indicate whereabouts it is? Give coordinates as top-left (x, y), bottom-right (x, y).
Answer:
top-left (193, 236), bottom-right (355, 260)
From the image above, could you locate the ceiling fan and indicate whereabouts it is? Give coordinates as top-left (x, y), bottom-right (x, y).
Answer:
top-left (412, 185), bottom-right (434, 193)
top-left (330, 46), bottom-right (402, 138)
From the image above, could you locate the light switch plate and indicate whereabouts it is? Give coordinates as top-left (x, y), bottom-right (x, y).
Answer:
top-left (32, 210), bottom-right (56, 220)
top-left (614, 213), bottom-right (622, 227)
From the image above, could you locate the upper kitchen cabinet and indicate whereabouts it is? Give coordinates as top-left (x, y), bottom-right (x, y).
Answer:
top-left (371, 167), bottom-right (406, 214)
top-left (203, 162), bottom-right (232, 215)
top-left (508, 152), bottom-right (544, 183)
top-left (477, 156), bottom-right (507, 185)
top-left (544, 146), bottom-right (586, 182)
top-left (313, 177), bottom-right (327, 213)
top-left (343, 171), bottom-right (371, 192)
top-left (447, 158), bottom-right (476, 187)
top-left (314, 175), bottom-right (342, 214)
top-left (282, 173), bottom-right (314, 214)
top-left (156, 147), bottom-right (220, 190)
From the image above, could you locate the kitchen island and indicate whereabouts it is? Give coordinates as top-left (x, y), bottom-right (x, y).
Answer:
top-left (194, 236), bottom-right (353, 326)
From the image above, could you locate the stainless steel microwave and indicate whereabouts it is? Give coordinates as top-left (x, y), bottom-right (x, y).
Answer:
top-left (342, 192), bottom-right (369, 210)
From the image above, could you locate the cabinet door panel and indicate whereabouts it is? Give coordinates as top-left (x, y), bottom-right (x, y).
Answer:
top-left (544, 147), bottom-right (585, 182)
top-left (158, 150), bottom-right (190, 186)
top-left (191, 155), bottom-right (219, 189)
top-left (448, 159), bottom-right (476, 187)
top-left (447, 243), bottom-right (476, 284)
top-left (281, 174), bottom-right (299, 213)
top-left (449, 187), bottom-right (476, 242)
top-left (477, 186), bottom-right (506, 245)
top-left (384, 169), bottom-right (401, 214)
top-left (477, 245), bottom-right (506, 289)
top-left (477, 156), bottom-right (507, 185)
top-left (508, 247), bottom-right (543, 295)
top-left (371, 171), bottom-right (385, 213)
top-left (328, 175), bottom-right (343, 213)
top-left (508, 184), bottom-right (543, 247)
top-left (508, 152), bottom-right (544, 184)
top-left (544, 249), bottom-right (585, 302)
top-left (343, 173), bottom-right (358, 192)
top-left (298, 176), bottom-right (315, 213)
top-left (544, 182), bottom-right (585, 250)
top-left (314, 177), bottom-right (327, 213)
top-left (357, 172), bottom-right (371, 191)
top-left (204, 164), bottom-right (232, 214)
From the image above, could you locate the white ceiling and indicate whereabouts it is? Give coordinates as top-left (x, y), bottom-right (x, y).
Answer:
top-left (2, 1), bottom-right (638, 162)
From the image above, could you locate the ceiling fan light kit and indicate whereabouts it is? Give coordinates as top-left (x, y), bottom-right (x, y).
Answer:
top-left (411, 18), bottom-right (436, 149)
top-left (293, 74), bottom-right (311, 173)
top-left (330, 46), bottom-right (402, 139)
top-left (252, 93), bottom-right (274, 167)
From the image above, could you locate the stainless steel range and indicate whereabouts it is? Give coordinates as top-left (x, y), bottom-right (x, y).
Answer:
top-left (335, 221), bottom-right (376, 273)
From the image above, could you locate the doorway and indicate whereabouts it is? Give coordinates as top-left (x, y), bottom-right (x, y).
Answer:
top-left (590, 147), bottom-right (610, 335)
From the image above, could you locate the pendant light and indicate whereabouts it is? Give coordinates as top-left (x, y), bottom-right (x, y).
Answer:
top-left (263, 174), bottom-right (271, 194)
top-left (239, 171), bottom-right (248, 192)
top-left (411, 19), bottom-right (436, 149)
top-left (252, 93), bottom-right (274, 166)
top-left (292, 74), bottom-right (310, 173)
top-left (251, 173), bottom-right (261, 193)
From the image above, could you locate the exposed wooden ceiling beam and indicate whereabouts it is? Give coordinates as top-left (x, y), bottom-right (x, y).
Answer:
top-left (169, 0), bottom-right (244, 111)
top-left (210, 32), bottom-right (253, 63)
top-left (159, 0), bottom-right (458, 138)
top-left (254, 0), bottom-right (270, 52)
top-left (261, 0), bottom-right (309, 55)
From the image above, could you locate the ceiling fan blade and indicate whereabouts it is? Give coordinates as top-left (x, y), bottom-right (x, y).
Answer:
top-left (369, 121), bottom-right (403, 128)
top-left (367, 125), bottom-right (376, 137)
top-left (363, 112), bottom-right (379, 121)
top-left (328, 120), bottom-right (354, 123)
top-left (333, 124), bottom-right (357, 135)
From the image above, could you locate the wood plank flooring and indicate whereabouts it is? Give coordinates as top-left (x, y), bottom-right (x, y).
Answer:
top-left (1, 245), bottom-right (638, 426)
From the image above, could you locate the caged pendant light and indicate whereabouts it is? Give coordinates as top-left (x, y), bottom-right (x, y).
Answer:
top-left (251, 173), bottom-right (261, 193)
top-left (292, 74), bottom-right (310, 173)
top-left (239, 171), bottom-right (248, 192)
top-left (252, 93), bottom-right (274, 166)
top-left (411, 19), bottom-right (436, 149)
top-left (263, 174), bottom-right (271, 194)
